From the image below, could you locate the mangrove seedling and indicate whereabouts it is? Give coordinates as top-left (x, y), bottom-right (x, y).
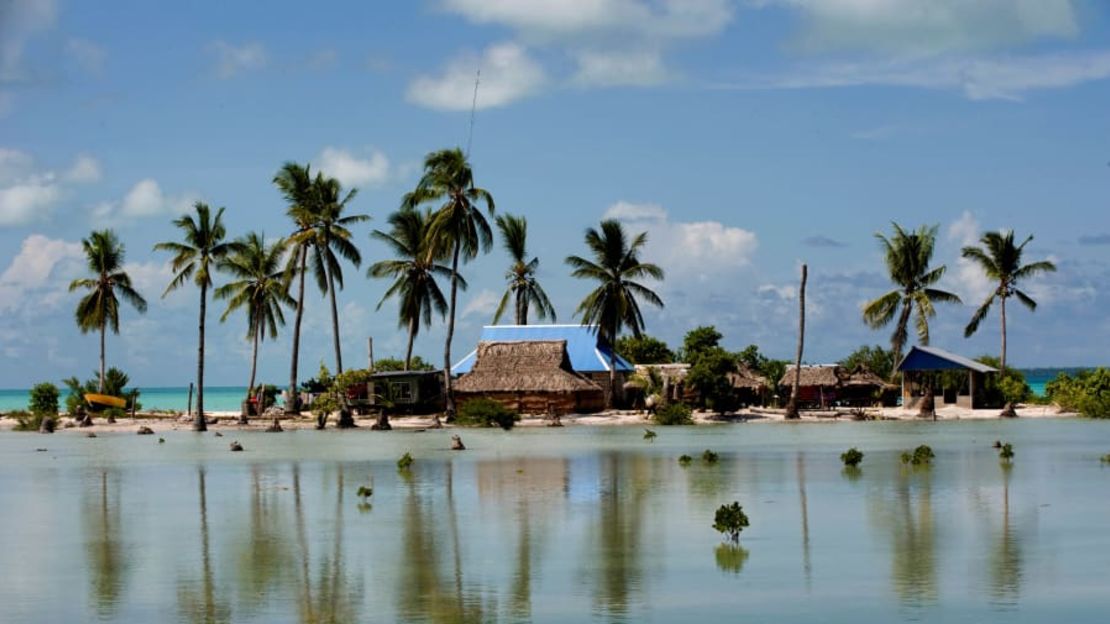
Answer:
top-left (1101, 454), bottom-right (1110, 464)
top-left (158, 437), bottom-right (165, 444)
top-left (643, 429), bottom-right (657, 442)
top-left (999, 442), bottom-right (1014, 461)
top-left (702, 449), bottom-right (719, 464)
top-left (397, 452), bottom-right (414, 470)
top-left (357, 486), bottom-right (373, 499)
top-left (901, 444), bottom-right (935, 466)
top-left (841, 447), bottom-right (864, 467)
top-left (713, 501), bottom-right (750, 543)
top-left (678, 454), bottom-right (693, 467)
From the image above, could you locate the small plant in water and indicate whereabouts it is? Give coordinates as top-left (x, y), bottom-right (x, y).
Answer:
top-left (901, 444), bottom-right (935, 466)
top-left (357, 485), bottom-right (373, 498)
top-left (840, 447), bottom-right (864, 467)
top-left (678, 454), bottom-right (693, 466)
top-left (397, 452), bottom-right (414, 470)
top-left (643, 429), bottom-right (657, 442)
top-left (1101, 453), bottom-right (1110, 464)
top-left (999, 443), bottom-right (1014, 462)
top-left (713, 501), bottom-right (749, 543)
top-left (702, 449), bottom-right (719, 464)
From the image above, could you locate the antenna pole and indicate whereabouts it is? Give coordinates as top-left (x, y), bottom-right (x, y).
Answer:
top-left (466, 69), bottom-right (480, 156)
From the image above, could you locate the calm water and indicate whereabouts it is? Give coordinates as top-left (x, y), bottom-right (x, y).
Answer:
top-left (2, 420), bottom-right (1109, 623)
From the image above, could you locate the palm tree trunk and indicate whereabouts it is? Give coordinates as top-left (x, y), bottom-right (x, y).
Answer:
top-left (888, 301), bottom-right (913, 382)
top-left (287, 247), bottom-right (307, 415)
top-left (785, 264), bottom-right (807, 419)
top-left (404, 317), bottom-right (416, 371)
top-left (99, 322), bottom-right (106, 393)
top-left (326, 262), bottom-right (343, 374)
top-left (1000, 295), bottom-right (1008, 371)
top-left (516, 290), bottom-right (526, 325)
top-left (194, 281), bottom-right (207, 432)
top-left (440, 242), bottom-right (461, 426)
top-left (607, 320), bottom-right (618, 410)
top-left (241, 322), bottom-right (260, 425)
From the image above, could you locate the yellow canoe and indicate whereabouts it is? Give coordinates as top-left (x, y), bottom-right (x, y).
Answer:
top-left (85, 393), bottom-right (127, 409)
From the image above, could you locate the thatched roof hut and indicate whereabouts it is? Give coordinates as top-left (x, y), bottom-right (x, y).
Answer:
top-left (728, 364), bottom-right (768, 391)
top-left (778, 365), bottom-right (841, 389)
top-left (455, 340), bottom-right (604, 414)
top-left (843, 365), bottom-right (895, 389)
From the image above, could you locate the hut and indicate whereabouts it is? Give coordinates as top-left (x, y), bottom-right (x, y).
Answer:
top-left (454, 340), bottom-right (605, 415)
top-left (632, 363), bottom-right (691, 404)
top-left (896, 345), bottom-right (997, 409)
top-left (778, 365), bottom-right (841, 409)
top-left (839, 365), bottom-right (898, 407)
top-left (453, 324), bottom-right (634, 405)
top-left (728, 364), bottom-right (769, 406)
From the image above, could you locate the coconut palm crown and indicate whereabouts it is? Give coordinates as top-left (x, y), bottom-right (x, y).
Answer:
top-left (493, 213), bottom-right (555, 325)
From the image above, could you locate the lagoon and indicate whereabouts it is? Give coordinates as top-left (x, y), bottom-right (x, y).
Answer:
top-left (2, 420), bottom-right (1109, 623)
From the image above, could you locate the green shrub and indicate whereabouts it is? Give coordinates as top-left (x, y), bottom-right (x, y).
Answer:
top-left (713, 502), bottom-right (750, 542)
top-left (643, 429), bottom-right (657, 442)
top-left (654, 402), bottom-right (693, 426)
top-left (841, 447), bottom-right (864, 467)
top-left (702, 449), bottom-right (720, 464)
top-left (104, 407), bottom-right (126, 421)
top-left (456, 398), bottom-right (520, 430)
top-left (687, 348), bottom-right (739, 414)
top-left (397, 452), bottom-right (414, 470)
top-left (1100, 454), bottom-right (1110, 464)
top-left (616, 335), bottom-right (674, 364)
top-left (901, 444), bottom-right (935, 466)
top-left (678, 454), bottom-right (693, 466)
top-left (1046, 368), bottom-right (1110, 418)
top-left (11, 410), bottom-right (54, 432)
top-left (373, 356), bottom-right (436, 372)
top-left (62, 368), bottom-right (140, 413)
top-left (999, 443), bottom-right (1014, 461)
top-left (29, 382), bottom-right (59, 416)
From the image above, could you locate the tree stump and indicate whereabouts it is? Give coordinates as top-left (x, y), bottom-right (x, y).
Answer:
top-left (265, 418), bottom-right (283, 432)
top-left (450, 435), bottom-right (466, 451)
top-left (137, 426), bottom-right (154, 435)
top-left (229, 441), bottom-right (244, 452)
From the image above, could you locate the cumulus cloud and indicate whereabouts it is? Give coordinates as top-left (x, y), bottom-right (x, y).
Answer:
top-left (601, 200), bottom-right (758, 282)
top-left (407, 42), bottom-right (547, 110)
top-left (91, 178), bottom-right (197, 225)
top-left (0, 149), bottom-right (96, 226)
top-left (316, 147), bottom-right (390, 188)
top-left (0, 234), bottom-right (83, 312)
top-left (65, 38), bottom-right (106, 75)
top-left (945, 211), bottom-right (994, 304)
top-left (64, 154), bottom-right (102, 183)
top-left (207, 41), bottom-right (267, 79)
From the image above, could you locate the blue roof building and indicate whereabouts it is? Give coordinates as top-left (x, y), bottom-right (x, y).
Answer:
top-left (896, 345), bottom-right (998, 410)
top-left (452, 325), bottom-right (634, 376)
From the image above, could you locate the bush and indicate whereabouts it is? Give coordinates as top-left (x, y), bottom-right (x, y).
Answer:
top-left (1046, 368), bottom-right (1110, 418)
top-left (654, 402), bottom-right (693, 426)
top-left (678, 454), bottom-right (693, 466)
top-left (104, 407), bottom-right (126, 421)
top-left (1101, 453), bottom-right (1110, 464)
top-left (702, 449), bottom-right (720, 464)
top-left (397, 452), bottom-right (414, 470)
top-left (999, 443), bottom-right (1014, 461)
top-left (11, 410), bottom-right (54, 432)
top-left (901, 444), bottom-right (935, 466)
top-left (373, 356), bottom-right (436, 372)
top-left (29, 382), bottom-right (59, 417)
top-left (841, 447), bottom-right (864, 467)
top-left (713, 502), bottom-right (749, 542)
top-left (687, 348), bottom-right (739, 413)
top-left (616, 335), bottom-right (674, 364)
top-left (62, 368), bottom-right (140, 413)
top-left (456, 398), bottom-right (520, 430)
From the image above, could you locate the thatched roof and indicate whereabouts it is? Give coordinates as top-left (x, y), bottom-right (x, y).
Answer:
top-left (728, 364), bottom-right (768, 390)
top-left (843, 365), bottom-right (895, 389)
top-left (455, 340), bottom-right (602, 394)
top-left (778, 365), bottom-right (841, 388)
top-left (634, 363), bottom-right (689, 382)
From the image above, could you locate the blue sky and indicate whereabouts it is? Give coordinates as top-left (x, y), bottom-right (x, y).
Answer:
top-left (1, 0), bottom-right (1108, 387)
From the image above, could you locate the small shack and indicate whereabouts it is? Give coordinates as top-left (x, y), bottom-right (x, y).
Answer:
top-left (896, 345), bottom-right (997, 409)
top-left (454, 340), bottom-right (605, 415)
top-left (840, 365), bottom-right (899, 407)
top-left (350, 370), bottom-right (444, 414)
top-left (728, 365), bottom-right (770, 406)
top-left (778, 365), bottom-right (842, 409)
top-left (632, 363), bottom-right (691, 404)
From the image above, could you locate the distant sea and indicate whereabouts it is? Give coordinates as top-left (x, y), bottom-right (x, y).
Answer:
top-left (0, 386), bottom-right (260, 413)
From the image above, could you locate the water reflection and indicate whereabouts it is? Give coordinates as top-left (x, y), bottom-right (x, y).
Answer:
top-left (870, 465), bottom-right (938, 609)
top-left (586, 453), bottom-right (649, 621)
top-left (293, 465), bottom-right (363, 624)
top-left (175, 468), bottom-right (230, 624)
top-left (234, 467), bottom-right (295, 615)
top-left (84, 470), bottom-right (129, 620)
top-left (714, 543), bottom-right (750, 574)
top-left (988, 463), bottom-right (1023, 608)
top-left (797, 453), bottom-right (812, 589)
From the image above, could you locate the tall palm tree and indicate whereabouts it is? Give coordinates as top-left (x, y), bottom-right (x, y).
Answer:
top-left (402, 148), bottom-right (495, 422)
top-left (154, 202), bottom-right (238, 432)
top-left (369, 208), bottom-right (458, 371)
top-left (216, 232), bottom-right (294, 424)
top-left (274, 162), bottom-right (317, 415)
top-left (493, 214), bottom-right (555, 325)
top-left (785, 264), bottom-right (807, 420)
top-left (566, 219), bottom-right (664, 408)
top-left (863, 223), bottom-right (961, 416)
top-left (961, 230), bottom-right (1056, 370)
top-left (69, 230), bottom-right (148, 394)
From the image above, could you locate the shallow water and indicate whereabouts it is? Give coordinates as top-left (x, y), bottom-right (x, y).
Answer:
top-left (1, 420), bottom-right (1109, 623)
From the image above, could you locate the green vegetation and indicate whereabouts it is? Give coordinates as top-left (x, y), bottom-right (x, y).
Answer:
top-left (373, 356), bottom-right (437, 372)
top-left (681, 325), bottom-right (723, 363)
top-left (687, 347), bottom-right (738, 414)
top-left (643, 429), bottom-right (657, 442)
top-left (456, 398), bottom-right (519, 430)
top-left (654, 402), bottom-right (693, 426)
top-left (1100, 454), bottom-right (1110, 464)
top-left (397, 452), bottom-right (414, 470)
top-left (901, 444), bottom-right (936, 466)
top-left (566, 219), bottom-right (665, 408)
top-left (702, 449), bottom-right (720, 464)
top-left (714, 543), bottom-right (750, 574)
top-left (492, 214), bottom-right (556, 325)
top-left (63, 368), bottom-right (140, 420)
top-left (713, 502), bottom-right (750, 542)
top-left (841, 447), bottom-right (865, 467)
top-left (1046, 368), bottom-right (1110, 418)
top-left (678, 454), bottom-right (693, 466)
top-left (840, 345), bottom-right (898, 382)
top-left (737, 344), bottom-right (788, 393)
top-left (12, 410), bottom-right (54, 432)
top-left (999, 443), bottom-right (1014, 461)
top-left (29, 382), bottom-right (59, 418)
top-left (616, 334), bottom-right (674, 364)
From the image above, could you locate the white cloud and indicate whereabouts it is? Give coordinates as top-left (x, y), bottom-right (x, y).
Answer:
top-left (0, 0), bottom-right (57, 81)
top-left (407, 42), bottom-right (547, 111)
top-left (316, 147), bottom-right (390, 188)
top-left (757, 283), bottom-right (796, 300)
top-left (0, 173), bottom-right (61, 226)
top-left (0, 234), bottom-right (83, 312)
top-left (65, 38), bottom-right (106, 75)
top-left (0, 147), bottom-right (34, 184)
top-left (462, 289), bottom-right (501, 318)
top-left (601, 200), bottom-right (758, 282)
top-left (720, 50), bottom-right (1110, 101)
top-left (207, 41), bottom-right (267, 79)
top-left (760, 0), bottom-right (1078, 57)
top-left (64, 154), bottom-right (101, 183)
top-left (945, 211), bottom-right (994, 304)
top-left (572, 48), bottom-right (669, 86)
top-left (92, 178), bottom-right (197, 225)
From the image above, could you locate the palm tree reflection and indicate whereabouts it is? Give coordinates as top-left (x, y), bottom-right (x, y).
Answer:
top-left (176, 467), bottom-right (231, 623)
top-left (85, 470), bottom-right (129, 620)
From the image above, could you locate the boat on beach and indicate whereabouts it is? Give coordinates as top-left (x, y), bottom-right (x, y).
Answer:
top-left (83, 393), bottom-right (127, 409)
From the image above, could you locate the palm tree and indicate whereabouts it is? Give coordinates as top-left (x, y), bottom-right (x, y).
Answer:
top-left (784, 264), bottom-right (807, 420)
top-left (369, 208), bottom-right (458, 371)
top-left (402, 148), bottom-right (495, 422)
top-left (69, 230), bottom-right (148, 396)
top-left (863, 223), bottom-right (961, 416)
top-left (216, 232), bottom-right (294, 424)
top-left (154, 202), bottom-right (238, 432)
top-left (961, 230), bottom-right (1056, 370)
top-left (274, 162), bottom-right (317, 415)
top-left (566, 219), bottom-right (664, 408)
top-left (493, 214), bottom-right (555, 325)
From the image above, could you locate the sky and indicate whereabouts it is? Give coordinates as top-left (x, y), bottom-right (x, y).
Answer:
top-left (1, 0), bottom-right (1108, 388)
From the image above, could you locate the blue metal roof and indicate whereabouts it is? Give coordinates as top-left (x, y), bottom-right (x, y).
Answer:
top-left (452, 325), bottom-right (634, 375)
top-left (896, 345), bottom-right (997, 373)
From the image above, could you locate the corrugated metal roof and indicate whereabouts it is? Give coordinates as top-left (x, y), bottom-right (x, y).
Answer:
top-left (451, 324), bottom-right (633, 375)
top-left (896, 345), bottom-right (998, 373)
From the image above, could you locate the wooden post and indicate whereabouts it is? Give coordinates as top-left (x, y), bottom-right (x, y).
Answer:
top-left (130, 389), bottom-right (137, 419)
top-left (187, 382), bottom-right (194, 417)
top-left (968, 371), bottom-right (976, 410)
top-left (368, 337), bottom-right (374, 371)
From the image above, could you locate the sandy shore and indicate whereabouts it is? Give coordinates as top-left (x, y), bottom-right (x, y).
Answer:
top-left (0, 402), bottom-right (1077, 434)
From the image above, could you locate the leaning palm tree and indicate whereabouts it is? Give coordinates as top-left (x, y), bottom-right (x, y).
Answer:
top-left (493, 214), bottom-right (556, 325)
top-left (961, 230), bottom-right (1056, 370)
top-left (369, 208), bottom-right (457, 371)
top-left (566, 219), bottom-right (665, 408)
top-left (154, 202), bottom-right (238, 432)
top-left (69, 230), bottom-right (148, 395)
top-left (274, 162), bottom-right (317, 415)
top-left (216, 232), bottom-right (294, 424)
top-left (863, 223), bottom-right (961, 415)
top-left (402, 148), bottom-right (495, 422)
